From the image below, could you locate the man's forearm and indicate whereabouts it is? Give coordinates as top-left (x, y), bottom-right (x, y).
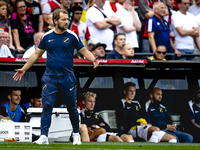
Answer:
top-left (79, 47), bottom-right (96, 62)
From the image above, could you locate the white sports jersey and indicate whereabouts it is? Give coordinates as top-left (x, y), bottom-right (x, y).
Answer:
top-left (71, 21), bottom-right (90, 45)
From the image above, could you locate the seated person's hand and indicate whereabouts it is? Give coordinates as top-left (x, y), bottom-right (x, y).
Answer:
top-left (99, 122), bottom-right (105, 126)
top-left (17, 46), bottom-right (25, 53)
top-left (87, 127), bottom-right (93, 136)
top-left (167, 124), bottom-right (176, 132)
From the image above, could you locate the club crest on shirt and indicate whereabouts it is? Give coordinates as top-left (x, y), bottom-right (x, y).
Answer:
top-left (94, 114), bottom-right (98, 119)
top-left (159, 108), bottom-right (164, 113)
top-left (64, 38), bottom-right (69, 43)
top-left (42, 84), bottom-right (47, 90)
top-left (135, 105), bottom-right (139, 111)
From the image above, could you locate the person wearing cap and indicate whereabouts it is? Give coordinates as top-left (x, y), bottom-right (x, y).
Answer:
top-left (91, 42), bottom-right (106, 59)
top-left (87, 38), bottom-right (99, 52)
top-left (122, 44), bottom-right (135, 59)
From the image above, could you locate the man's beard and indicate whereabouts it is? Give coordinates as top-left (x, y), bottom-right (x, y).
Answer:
top-left (58, 24), bottom-right (68, 31)
top-left (153, 97), bottom-right (161, 105)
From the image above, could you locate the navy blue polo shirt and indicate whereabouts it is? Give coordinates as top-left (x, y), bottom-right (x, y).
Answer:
top-left (106, 49), bottom-right (122, 59)
top-left (145, 100), bottom-right (170, 129)
top-left (38, 29), bottom-right (84, 75)
top-left (188, 101), bottom-right (200, 125)
top-left (147, 15), bottom-right (171, 53)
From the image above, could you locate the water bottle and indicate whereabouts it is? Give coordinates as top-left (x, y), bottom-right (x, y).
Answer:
top-left (4, 137), bottom-right (19, 142)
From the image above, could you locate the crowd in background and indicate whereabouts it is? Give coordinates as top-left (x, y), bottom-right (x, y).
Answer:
top-left (0, 0), bottom-right (199, 60)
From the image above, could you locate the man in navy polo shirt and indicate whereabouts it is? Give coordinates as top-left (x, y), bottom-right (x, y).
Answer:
top-left (145, 88), bottom-right (193, 142)
top-left (13, 9), bottom-right (99, 145)
top-left (147, 2), bottom-right (180, 56)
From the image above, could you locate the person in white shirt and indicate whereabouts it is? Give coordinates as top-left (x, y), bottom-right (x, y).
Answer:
top-left (171, 0), bottom-right (200, 60)
top-left (23, 32), bottom-right (47, 58)
top-left (194, 13), bottom-right (200, 61)
top-left (188, 0), bottom-right (200, 16)
top-left (86, 0), bottom-right (121, 51)
top-left (116, 0), bottom-right (141, 50)
top-left (0, 29), bottom-right (14, 58)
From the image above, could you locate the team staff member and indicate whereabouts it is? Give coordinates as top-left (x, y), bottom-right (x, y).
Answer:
top-left (145, 88), bottom-right (193, 142)
top-left (13, 9), bottom-right (99, 145)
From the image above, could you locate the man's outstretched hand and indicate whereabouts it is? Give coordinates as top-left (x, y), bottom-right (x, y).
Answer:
top-left (13, 69), bottom-right (26, 81)
top-left (93, 56), bottom-right (99, 69)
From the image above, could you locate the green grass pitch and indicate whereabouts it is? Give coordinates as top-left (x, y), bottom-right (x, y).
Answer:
top-left (1, 142), bottom-right (200, 150)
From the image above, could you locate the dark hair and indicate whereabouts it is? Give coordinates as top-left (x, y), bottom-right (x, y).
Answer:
top-left (150, 88), bottom-right (161, 95)
top-left (53, 9), bottom-right (68, 26)
top-left (114, 33), bottom-right (125, 41)
top-left (71, 6), bottom-right (83, 12)
top-left (13, 0), bottom-right (26, 27)
top-left (123, 82), bottom-right (136, 91)
top-left (31, 91), bottom-right (42, 99)
top-left (176, 0), bottom-right (182, 4)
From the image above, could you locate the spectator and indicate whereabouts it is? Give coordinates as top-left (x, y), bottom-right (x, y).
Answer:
top-left (43, 12), bottom-right (54, 33)
top-left (60, 0), bottom-right (73, 29)
top-left (184, 89), bottom-right (200, 142)
top-left (106, 33), bottom-right (125, 59)
top-left (188, 0), bottom-right (200, 16)
top-left (91, 42), bottom-right (106, 59)
top-left (116, 82), bottom-right (177, 143)
top-left (0, 29), bottom-right (14, 58)
top-left (122, 43), bottom-right (134, 59)
top-left (147, 2), bottom-right (181, 57)
top-left (0, 89), bottom-right (26, 122)
top-left (23, 32), bottom-right (47, 58)
top-left (116, 0), bottom-right (141, 50)
top-left (148, 45), bottom-right (167, 60)
top-left (4, 31), bottom-right (18, 57)
top-left (145, 87), bottom-right (193, 142)
top-left (86, 0), bottom-right (95, 10)
top-left (81, 91), bottom-right (134, 142)
top-left (71, 6), bottom-right (90, 45)
top-left (86, 0), bottom-right (121, 51)
top-left (171, 0), bottom-right (200, 60)
top-left (72, 0), bottom-right (87, 23)
top-left (25, 0), bottom-right (43, 32)
top-left (42, 0), bottom-right (60, 26)
top-left (164, 0), bottom-right (176, 46)
top-left (87, 38), bottom-right (99, 52)
top-left (194, 13), bottom-right (200, 61)
top-left (10, 0), bottom-right (34, 52)
top-left (138, 0), bottom-right (167, 53)
top-left (0, 1), bottom-right (15, 50)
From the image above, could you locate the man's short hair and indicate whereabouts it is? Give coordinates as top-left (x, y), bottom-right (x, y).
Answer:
top-left (114, 33), bottom-right (125, 41)
top-left (72, 6), bottom-right (83, 12)
top-left (150, 88), bottom-right (161, 95)
top-left (83, 91), bottom-right (96, 100)
top-left (123, 82), bottom-right (136, 91)
top-left (176, 0), bottom-right (182, 4)
top-left (53, 9), bottom-right (68, 25)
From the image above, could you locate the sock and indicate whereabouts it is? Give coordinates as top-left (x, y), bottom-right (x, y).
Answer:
top-left (128, 140), bottom-right (135, 142)
top-left (169, 139), bottom-right (177, 143)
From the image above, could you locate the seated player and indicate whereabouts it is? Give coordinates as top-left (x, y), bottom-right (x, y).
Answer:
top-left (116, 82), bottom-right (177, 143)
top-left (80, 91), bottom-right (135, 142)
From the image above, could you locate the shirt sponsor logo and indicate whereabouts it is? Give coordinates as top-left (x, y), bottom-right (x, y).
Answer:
top-left (195, 111), bottom-right (199, 113)
top-left (151, 109), bottom-right (155, 111)
top-left (127, 107), bottom-right (131, 109)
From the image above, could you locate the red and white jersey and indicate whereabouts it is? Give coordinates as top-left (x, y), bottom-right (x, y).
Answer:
top-left (42, 0), bottom-right (60, 14)
top-left (71, 21), bottom-right (90, 44)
